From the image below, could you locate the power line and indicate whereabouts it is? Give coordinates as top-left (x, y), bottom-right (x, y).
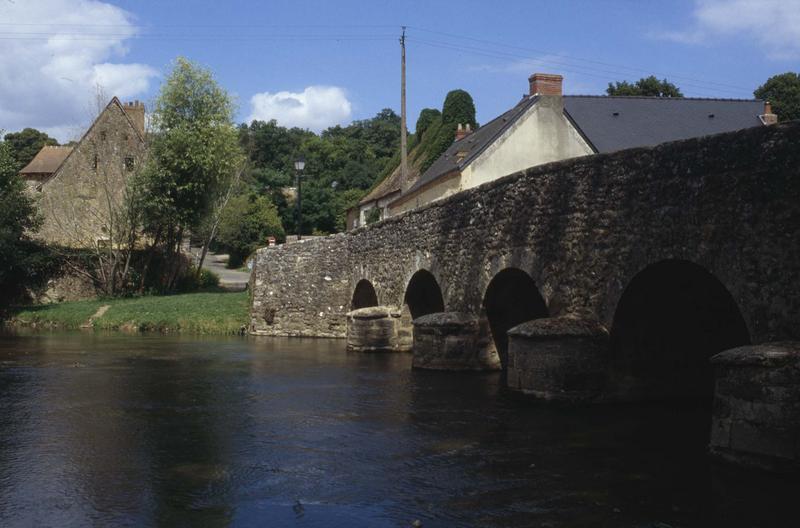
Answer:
top-left (408, 37), bottom-right (749, 97)
top-left (408, 26), bottom-right (751, 93)
top-left (0, 21), bottom-right (754, 96)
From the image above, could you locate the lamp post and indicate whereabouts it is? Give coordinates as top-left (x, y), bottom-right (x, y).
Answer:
top-left (294, 156), bottom-right (305, 240)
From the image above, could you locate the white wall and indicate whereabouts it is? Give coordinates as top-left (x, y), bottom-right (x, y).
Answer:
top-left (461, 96), bottom-right (593, 190)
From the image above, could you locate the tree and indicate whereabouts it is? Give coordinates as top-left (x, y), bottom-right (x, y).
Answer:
top-left (419, 89), bottom-right (478, 172)
top-left (143, 57), bottom-right (245, 291)
top-left (239, 107), bottom-right (402, 236)
top-left (441, 89), bottom-right (478, 127)
top-left (754, 72), bottom-right (800, 122)
top-left (214, 193), bottom-right (285, 268)
top-left (415, 108), bottom-right (441, 140)
top-left (3, 128), bottom-right (58, 171)
top-left (607, 76), bottom-right (683, 97)
top-left (0, 138), bottom-right (53, 306)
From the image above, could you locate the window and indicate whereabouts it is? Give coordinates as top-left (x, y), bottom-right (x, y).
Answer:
top-left (92, 154), bottom-right (98, 170)
top-left (124, 156), bottom-right (135, 171)
top-left (99, 131), bottom-right (107, 141)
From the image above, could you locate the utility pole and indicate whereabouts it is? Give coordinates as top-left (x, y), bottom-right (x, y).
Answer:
top-left (400, 26), bottom-right (408, 188)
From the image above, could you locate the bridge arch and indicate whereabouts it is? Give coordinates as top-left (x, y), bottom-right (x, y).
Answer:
top-left (351, 279), bottom-right (379, 310)
top-left (482, 267), bottom-right (549, 368)
top-left (609, 259), bottom-right (750, 400)
top-left (403, 269), bottom-right (445, 320)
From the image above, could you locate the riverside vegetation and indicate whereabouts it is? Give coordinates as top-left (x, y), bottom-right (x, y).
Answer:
top-left (9, 291), bottom-right (249, 335)
top-left (2, 65), bottom-right (798, 333)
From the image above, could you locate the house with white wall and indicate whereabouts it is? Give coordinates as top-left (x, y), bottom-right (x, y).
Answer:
top-left (387, 73), bottom-right (775, 216)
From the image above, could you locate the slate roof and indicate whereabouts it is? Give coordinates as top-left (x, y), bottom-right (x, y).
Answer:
top-left (562, 96), bottom-right (765, 153)
top-left (19, 145), bottom-right (74, 176)
top-left (396, 94), bottom-right (765, 201)
top-left (402, 96), bottom-right (539, 197)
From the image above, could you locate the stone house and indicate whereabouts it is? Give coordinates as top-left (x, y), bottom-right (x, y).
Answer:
top-left (350, 73), bottom-right (777, 224)
top-left (20, 97), bottom-right (146, 247)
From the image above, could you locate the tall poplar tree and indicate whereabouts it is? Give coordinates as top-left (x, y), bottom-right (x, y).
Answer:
top-left (141, 57), bottom-right (244, 290)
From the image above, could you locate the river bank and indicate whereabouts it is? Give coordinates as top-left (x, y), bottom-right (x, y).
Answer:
top-left (5, 291), bottom-right (249, 335)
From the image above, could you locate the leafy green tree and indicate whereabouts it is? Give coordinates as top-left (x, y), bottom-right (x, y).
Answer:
top-left (441, 89), bottom-right (478, 126)
top-left (3, 128), bottom-right (58, 171)
top-left (415, 108), bottom-right (441, 140)
top-left (754, 72), bottom-right (800, 122)
top-left (215, 193), bottom-right (285, 268)
top-left (607, 76), bottom-right (683, 97)
top-left (143, 57), bottom-right (245, 290)
top-left (419, 89), bottom-right (478, 172)
top-left (240, 107), bottom-right (402, 236)
top-left (0, 139), bottom-right (53, 306)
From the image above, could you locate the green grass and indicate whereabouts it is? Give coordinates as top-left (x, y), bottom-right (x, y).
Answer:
top-left (10, 291), bottom-right (250, 335)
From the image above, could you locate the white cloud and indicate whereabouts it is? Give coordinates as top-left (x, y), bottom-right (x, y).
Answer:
top-left (248, 86), bottom-right (352, 131)
top-left (654, 0), bottom-right (800, 59)
top-left (0, 0), bottom-right (157, 142)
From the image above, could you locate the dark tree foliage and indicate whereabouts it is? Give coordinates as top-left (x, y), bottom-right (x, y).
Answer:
top-left (607, 76), bottom-right (683, 97)
top-left (441, 89), bottom-right (478, 127)
top-left (754, 72), bottom-right (800, 122)
top-left (213, 193), bottom-right (285, 268)
top-left (417, 89), bottom-right (478, 172)
top-left (415, 108), bottom-right (441, 140)
top-left (3, 128), bottom-right (58, 171)
top-left (240, 108), bottom-right (400, 235)
top-left (0, 140), bottom-right (54, 306)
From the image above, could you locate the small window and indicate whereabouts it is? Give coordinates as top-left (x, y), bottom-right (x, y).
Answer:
top-left (124, 156), bottom-right (135, 171)
top-left (100, 131), bottom-right (107, 141)
top-left (92, 154), bottom-right (98, 170)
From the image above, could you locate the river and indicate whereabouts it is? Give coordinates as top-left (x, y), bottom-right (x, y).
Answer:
top-left (0, 332), bottom-right (795, 527)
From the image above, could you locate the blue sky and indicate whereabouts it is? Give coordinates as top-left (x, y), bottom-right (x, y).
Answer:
top-left (1, 0), bottom-right (798, 141)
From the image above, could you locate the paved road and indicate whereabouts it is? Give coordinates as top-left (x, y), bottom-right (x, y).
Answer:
top-left (196, 252), bottom-right (251, 291)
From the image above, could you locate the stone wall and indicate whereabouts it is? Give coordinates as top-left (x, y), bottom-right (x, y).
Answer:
top-left (37, 99), bottom-right (145, 247)
top-left (250, 121), bottom-right (800, 342)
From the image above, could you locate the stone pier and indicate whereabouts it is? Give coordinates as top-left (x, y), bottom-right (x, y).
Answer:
top-left (412, 312), bottom-right (501, 370)
top-left (345, 306), bottom-right (412, 352)
top-left (709, 342), bottom-right (800, 472)
top-left (506, 317), bottom-right (609, 402)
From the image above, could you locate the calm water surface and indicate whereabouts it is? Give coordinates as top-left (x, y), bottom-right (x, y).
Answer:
top-left (0, 332), bottom-right (795, 527)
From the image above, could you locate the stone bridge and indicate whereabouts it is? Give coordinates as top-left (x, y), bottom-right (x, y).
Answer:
top-left (250, 121), bottom-right (800, 405)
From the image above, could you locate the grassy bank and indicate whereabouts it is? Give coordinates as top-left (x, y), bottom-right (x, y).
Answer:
top-left (8, 291), bottom-right (250, 335)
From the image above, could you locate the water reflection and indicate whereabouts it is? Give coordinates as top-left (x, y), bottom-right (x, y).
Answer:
top-left (0, 332), bottom-right (796, 527)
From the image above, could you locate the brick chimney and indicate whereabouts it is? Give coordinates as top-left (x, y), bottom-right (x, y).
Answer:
top-left (760, 101), bottom-right (778, 125)
top-left (123, 100), bottom-right (146, 137)
top-left (455, 123), bottom-right (473, 142)
top-left (529, 73), bottom-right (563, 96)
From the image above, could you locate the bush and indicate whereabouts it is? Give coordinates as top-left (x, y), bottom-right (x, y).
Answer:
top-left (0, 139), bottom-right (58, 307)
top-left (176, 266), bottom-right (220, 292)
top-left (215, 193), bottom-right (285, 267)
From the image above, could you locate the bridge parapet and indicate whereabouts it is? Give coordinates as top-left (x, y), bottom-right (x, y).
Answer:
top-left (250, 121), bottom-right (800, 347)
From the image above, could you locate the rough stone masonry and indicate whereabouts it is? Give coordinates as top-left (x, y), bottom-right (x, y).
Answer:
top-left (250, 121), bottom-right (800, 343)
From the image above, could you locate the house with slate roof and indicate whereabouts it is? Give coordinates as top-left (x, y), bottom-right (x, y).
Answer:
top-left (21, 97), bottom-right (146, 247)
top-left (383, 73), bottom-right (777, 218)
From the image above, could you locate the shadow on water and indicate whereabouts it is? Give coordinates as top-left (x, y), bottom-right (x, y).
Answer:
top-left (0, 331), bottom-right (796, 527)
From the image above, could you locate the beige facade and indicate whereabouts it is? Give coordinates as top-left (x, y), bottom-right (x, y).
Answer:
top-left (387, 171), bottom-right (461, 216)
top-left (459, 96), bottom-right (592, 189)
top-left (33, 98), bottom-right (146, 247)
top-left (389, 95), bottom-right (592, 217)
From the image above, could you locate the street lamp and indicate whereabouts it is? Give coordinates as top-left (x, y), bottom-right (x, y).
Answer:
top-left (294, 156), bottom-right (305, 240)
